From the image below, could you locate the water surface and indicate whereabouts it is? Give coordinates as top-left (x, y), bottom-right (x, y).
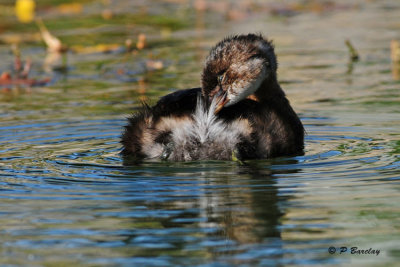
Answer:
top-left (1, 0), bottom-right (399, 266)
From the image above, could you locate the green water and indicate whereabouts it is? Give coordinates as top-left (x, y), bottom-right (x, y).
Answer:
top-left (1, 0), bottom-right (399, 266)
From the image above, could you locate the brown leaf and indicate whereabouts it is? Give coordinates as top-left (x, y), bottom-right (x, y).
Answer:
top-left (36, 18), bottom-right (68, 53)
top-left (145, 60), bottom-right (163, 71)
top-left (136, 34), bottom-right (147, 50)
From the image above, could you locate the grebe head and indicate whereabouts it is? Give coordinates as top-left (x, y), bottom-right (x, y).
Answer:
top-left (201, 34), bottom-right (278, 113)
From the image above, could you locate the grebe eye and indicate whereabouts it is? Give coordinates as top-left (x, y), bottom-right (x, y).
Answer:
top-left (217, 75), bottom-right (223, 84)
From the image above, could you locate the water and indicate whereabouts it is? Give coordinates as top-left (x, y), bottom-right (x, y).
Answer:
top-left (1, 0), bottom-right (400, 266)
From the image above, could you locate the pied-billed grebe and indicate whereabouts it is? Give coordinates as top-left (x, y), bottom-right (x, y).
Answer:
top-left (121, 34), bottom-right (304, 162)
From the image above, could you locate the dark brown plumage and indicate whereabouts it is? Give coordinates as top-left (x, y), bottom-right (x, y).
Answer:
top-left (121, 34), bottom-right (304, 163)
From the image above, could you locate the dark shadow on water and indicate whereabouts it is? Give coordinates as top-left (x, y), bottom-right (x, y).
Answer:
top-left (117, 158), bottom-right (301, 263)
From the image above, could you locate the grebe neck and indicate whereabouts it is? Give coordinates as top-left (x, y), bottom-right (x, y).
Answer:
top-left (254, 76), bottom-right (285, 102)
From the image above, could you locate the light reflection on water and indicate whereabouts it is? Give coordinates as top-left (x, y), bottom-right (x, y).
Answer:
top-left (0, 115), bottom-right (398, 266)
top-left (1, 0), bottom-right (400, 266)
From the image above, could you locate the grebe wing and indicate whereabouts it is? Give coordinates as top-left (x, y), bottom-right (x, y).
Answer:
top-left (153, 87), bottom-right (201, 117)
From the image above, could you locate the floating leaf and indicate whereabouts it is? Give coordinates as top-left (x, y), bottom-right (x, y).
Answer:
top-left (15, 0), bottom-right (35, 23)
top-left (102, 9), bottom-right (113, 20)
top-left (0, 76), bottom-right (50, 87)
top-left (0, 45), bottom-right (51, 89)
top-left (0, 72), bottom-right (12, 81)
top-left (145, 60), bottom-right (163, 71)
top-left (391, 40), bottom-right (400, 80)
top-left (136, 34), bottom-right (147, 50)
top-left (57, 3), bottom-right (83, 15)
top-left (125, 39), bottom-right (133, 52)
top-left (345, 39), bottom-right (360, 62)
top-left (71, 44), bottom-right (122, 54)
top-left (391, 40), bottom-right (400, 64)
top-left (36, 18), bottom-right (68, 53)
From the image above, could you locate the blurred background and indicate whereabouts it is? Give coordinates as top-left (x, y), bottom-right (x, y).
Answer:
top-left (0, 1), bottom-right (400, 266)
top-left (0, 0), bottom-right (399, 108)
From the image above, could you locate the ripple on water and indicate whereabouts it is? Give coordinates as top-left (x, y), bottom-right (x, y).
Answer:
top-left (1, 105), bottom-right (399, 265)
